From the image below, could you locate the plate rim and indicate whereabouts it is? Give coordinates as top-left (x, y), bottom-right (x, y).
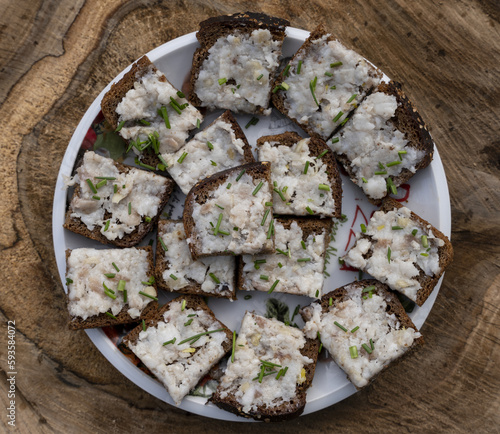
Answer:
top-left (51, 26), bottom-right (451, 422)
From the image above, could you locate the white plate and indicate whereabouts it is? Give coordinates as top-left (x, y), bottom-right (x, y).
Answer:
top-left (52, 27), bottom-right (451, 421)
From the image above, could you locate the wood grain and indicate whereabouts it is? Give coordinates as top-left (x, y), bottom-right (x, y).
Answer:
top-left (1, 0), bottom-right (499, 432)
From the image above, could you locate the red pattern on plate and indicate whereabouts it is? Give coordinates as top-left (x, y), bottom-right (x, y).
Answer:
top-left (395, 184), bottom-right (411, 202)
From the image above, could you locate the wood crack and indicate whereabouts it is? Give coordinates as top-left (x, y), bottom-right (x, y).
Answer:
top-left (0, 207), bottom-right (22, 251)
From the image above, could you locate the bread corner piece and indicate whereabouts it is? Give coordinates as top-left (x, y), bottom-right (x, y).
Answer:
top-left (63, 151), bottom-right (174, 247)
top-left (329, 81), bottom-right (434, 202)
top-left (183, 162), bottom-right (274, 260)
top-left (122, 295), bottom-right (233, 406)
top-left (189, 12), bottom-right (289, 115)
top-left (65, 246), bottom-right (158, 329)
top-left (165, 110), bottom-right (255, 195)
top-left (301, 279), bottom-right (424, 389)
top-left (101, 55), bottom-right (203, 166)
top-left (272, 24), bottom-right (382, 140)
top-left (343, 198), bottom-right (453, 306)
top-left (238, 217), bottom-right (333, 298)
top-left (256, 131), bottom-right (342, 217)
top-left (156, 219), bottom-right (237, 300)
top-left (211, 311), bottom-right (319, 422)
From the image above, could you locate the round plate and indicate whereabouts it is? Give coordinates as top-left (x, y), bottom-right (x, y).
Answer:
top-left (52, 27), bottom-right (451, 421)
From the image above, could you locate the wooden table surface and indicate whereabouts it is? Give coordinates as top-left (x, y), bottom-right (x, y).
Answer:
top-left (1, 0), bottom-right (499, 432)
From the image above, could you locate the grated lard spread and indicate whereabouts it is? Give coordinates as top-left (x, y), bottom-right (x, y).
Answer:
top-left (127, 300), bottom-right (229, 405)
top-left (241, 220), bottom-right (327, 298)
top-left (330, 91), bottom-right (426, 200)
top-left (189, 171), bottom-right (273, 255)
top-left (344, 206), bottom-right (445, 301)
top-left (217, 312), bottom-right (313, 414)
top-left (194, 29), bottom-right (283, 114)
top-left (68, 151), bottom-right (169, 241)
top-left (66, 247), bottom-right (156, 320)
top-left (282, 34), bottom-right (382, 139)
top-left (302, 283), bottom-right (421, 388)
top-left (115, 67), bottom-right (202, 155)
top-left (165, 116), bottom-right (249, 194)
top-left (159, 221), bottom-right (235, 297)
top-left (258, 138), bottom-right (336, 216)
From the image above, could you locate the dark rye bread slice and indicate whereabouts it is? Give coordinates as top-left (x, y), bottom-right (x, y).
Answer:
top-left (63, 154), bottom-right (175, 248)
top-left (189, 12), bottom-right (289, 113)
top-left (256, 131), bottom-right (342, 218)
top-left (210, 312), bottom-right (320, 422)
top-left (122, 294), bottom-right (233, 351)
top-left (237, 216), bottom-right (333, 297)
top-left (300, 279), bottom-right (424, 389)
top-left (380, 197), bottom-right (453, 306)
top-left (272, 24), bottom-right (382, 140)
top-left (101, 55), bottom-right (195, 169)
top-left (183, 161), bottom-right (274, 260)
top-left (165, 110), bottom-right (255, 195)
top-left (334, 81), bottom-right (434, 204)
top-left (343, 197), bottom-right (453, 306)
top-left (271, 24), bottom-right (327, 124)
top-left (155, 219), bottom-right (237, 300)
top-left (270, 24), bottom-right (335, 137)
top-left (101, 56), bottom-right (155, 131)
top-left (122, 295), bottom-right (233, 405)
top-left (101, 57), bottom-right (160, 168)
top-left (66, 246), bottom-right (159, 330)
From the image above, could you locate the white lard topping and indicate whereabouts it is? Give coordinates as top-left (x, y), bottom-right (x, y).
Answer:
top-left (302, 283), bottom-right (421, 388)
top-left (68, 151), bottom-right (169, 241)
top-left (66, 247), bottom-right (155, 320)
top-left (258, 138), bottom-right (336, 216)
top-left (127, 300), bottom-right (229, 405)
top-left (241, 220), bottom-right (326, 298)
top-left (330, 91), bottom-right (426, 200)
top-left (165, 116), bottom-right (249, 194)
top-left (283, 34), bottom-right (382, 139)
top-left (344, 207), bottom-right (445, 301)
top-left (217, 312), bottom-right (313, 413)
top-left (115, 68), bottom-right (202, 155)
top-left (194, 29), bottom-right (283, 114)
top-left (189, 171), bottom-right (273, 255)
top-left (159, 221), bottom-right (235, 297)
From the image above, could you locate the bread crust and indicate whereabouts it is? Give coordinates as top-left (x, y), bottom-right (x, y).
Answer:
top-left (197, 12), bottom-right (289, 45)
top-left (65, 246), bottom-right (159, 329)
top-left (183, 161), bottom-right (274, 260)
top-left (218, 110), bottom-right (255, 163)
top-left (63, 154), bottom-right (175, 247)
top-left (155, 219), bottom-right (237, 300)
top-left (189, 12), bottom-right (289, 113)
top-left (256, 131), bottom-right (343, 218)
